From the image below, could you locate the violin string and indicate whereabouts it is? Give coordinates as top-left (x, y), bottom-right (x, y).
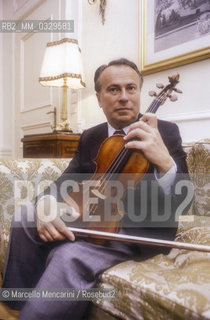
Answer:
top-left (89, 146), bottom-right (129, 215)
top-left (147, 99), bottom-right (160, 113)
top-left (97, 90), bottom-right (167, 188)
top-left (88, 92), bottom-right (167, 216)
top-left (94, 146), bottom-right (128, 193)
top-left (100, 91), bottom-right (167, 183)
top-left (89, 89), bottom-right (167, 216)
top-left (89, 91), bottom-right (166, 215)
top-left (99, 93), bottom-right (164, 183)
top-left (89, 144), bottom-right (128, 196)
top-left (149, 94), bottom-right (163, 112)
top-left (147, 90), bottom-right (167, 113)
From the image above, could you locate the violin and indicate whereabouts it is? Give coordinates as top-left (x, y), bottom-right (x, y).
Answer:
top-left (65, 74), bottom-right (182, 245)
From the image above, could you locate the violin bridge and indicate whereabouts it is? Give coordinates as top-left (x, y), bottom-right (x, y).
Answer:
top-left (91, 189), bottom-right (106, 200)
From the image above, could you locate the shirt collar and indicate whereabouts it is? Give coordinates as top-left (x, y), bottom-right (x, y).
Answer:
top-left (107, 122), bottom-right (130, 137)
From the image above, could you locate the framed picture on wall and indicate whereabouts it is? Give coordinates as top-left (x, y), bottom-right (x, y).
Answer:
top-left (140, 0), bottom-right (210, 75)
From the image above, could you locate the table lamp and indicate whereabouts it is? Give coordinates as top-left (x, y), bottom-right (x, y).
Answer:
top-left (39, 38), bottom-right (86, 132)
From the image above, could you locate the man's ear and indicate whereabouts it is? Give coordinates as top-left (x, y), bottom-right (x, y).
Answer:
top-left (96, 92), bottom-right (102, 108)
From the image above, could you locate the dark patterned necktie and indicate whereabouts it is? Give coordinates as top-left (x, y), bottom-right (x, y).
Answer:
top-left (113, 129), bottom-right (125, 135)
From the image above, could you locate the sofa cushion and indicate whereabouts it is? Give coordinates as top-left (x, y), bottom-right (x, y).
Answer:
top-left (94, 216), bottom-right (210, 320)
top-left (0, 158), bottom-right (70, 273)
top-left (189, 142), bottom-right (210, 216)
top-left (183, 140), bottom-right (210, 217)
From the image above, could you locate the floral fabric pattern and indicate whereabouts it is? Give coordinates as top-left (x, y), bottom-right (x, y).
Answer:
top-left (93, 141), bottom-right (210, 320)
top-left (0, 158), bottom-right (70, 273)
top-left (94, 216), bottom-right (210, 320)
top-left (184, 141), bottom-right (210, 216)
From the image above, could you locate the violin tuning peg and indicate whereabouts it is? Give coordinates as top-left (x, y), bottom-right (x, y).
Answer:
top-left (169, 94), bottom-right (178, 102)
top-left (156, 83), bottom-right (164, 89)
top-left (149, 90), bottom-right (157, 97)
top-left (174, 88), bottom-right (183, 94)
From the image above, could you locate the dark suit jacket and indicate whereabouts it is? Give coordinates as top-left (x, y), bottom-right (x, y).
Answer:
top-left (64, 119), bottom-right (188, 173)
top-left (45, 119), bottom-right (190, 242)
top-left (2, 120), bottom-right (190, 315)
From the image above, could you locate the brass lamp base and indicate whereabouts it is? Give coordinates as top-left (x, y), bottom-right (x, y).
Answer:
top-left (54, 120), bottom-right (73, 133)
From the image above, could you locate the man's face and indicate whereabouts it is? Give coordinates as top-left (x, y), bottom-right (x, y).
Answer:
top-left (96, 65), bottom-right (142, 129)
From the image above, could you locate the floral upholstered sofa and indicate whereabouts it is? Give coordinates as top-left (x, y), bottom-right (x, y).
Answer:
top-left (0, 140), bottom-right (210, 320)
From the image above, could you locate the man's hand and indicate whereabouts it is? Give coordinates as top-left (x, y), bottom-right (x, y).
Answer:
top-left (124, 113), bottom-right (174, 175)
top-left (36, 196), bottom-right (77, 242)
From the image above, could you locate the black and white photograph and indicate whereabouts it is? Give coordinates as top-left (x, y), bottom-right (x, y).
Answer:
top-left (141, 0), bottom-right (210, 74)
top-left (155, 0), bottom-right (210, 52)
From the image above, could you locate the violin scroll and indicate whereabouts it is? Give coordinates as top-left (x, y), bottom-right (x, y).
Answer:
top-left (148, 73), bottom-right (183, 109)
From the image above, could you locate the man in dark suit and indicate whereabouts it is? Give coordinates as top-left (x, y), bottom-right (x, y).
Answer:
top-left (2, 58), bottom-right (189, 320)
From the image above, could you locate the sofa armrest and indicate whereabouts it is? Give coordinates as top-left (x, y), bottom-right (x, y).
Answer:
top-left (93, 216), bottom-right (210, 320)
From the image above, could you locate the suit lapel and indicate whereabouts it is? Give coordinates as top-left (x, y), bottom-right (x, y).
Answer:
top-left (89, 122), bottom-right (108, 161)
top-left (92, 122), bottom-right (108, 143)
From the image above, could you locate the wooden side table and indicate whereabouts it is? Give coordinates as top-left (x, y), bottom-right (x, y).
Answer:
top-left (21, 133), bottom-right (81, 158)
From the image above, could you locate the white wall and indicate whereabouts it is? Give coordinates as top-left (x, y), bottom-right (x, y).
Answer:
top-left (141, 59), bottom-right (210, 142)
top-left (1, 0), bottom-right (84, 157)
top-left (80, 0), bottom-right (210, 143)
top-left (0, 0), bottom-right (209, 158)
top-left (0, 0), bottom-right (13, 157)
top-left (0, 0), bottom-right (2, 152)
top-left (81, 0), bottom-right (139, 128)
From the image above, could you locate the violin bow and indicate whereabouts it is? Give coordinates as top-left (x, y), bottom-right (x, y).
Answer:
top-left (69, 227), bottom-right (210, 253)
top-left (67, 75), bottom-right (208, 253)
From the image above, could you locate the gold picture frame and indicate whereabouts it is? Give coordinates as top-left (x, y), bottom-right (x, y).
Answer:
top-left (140, 0), bottom-right (210, 75)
